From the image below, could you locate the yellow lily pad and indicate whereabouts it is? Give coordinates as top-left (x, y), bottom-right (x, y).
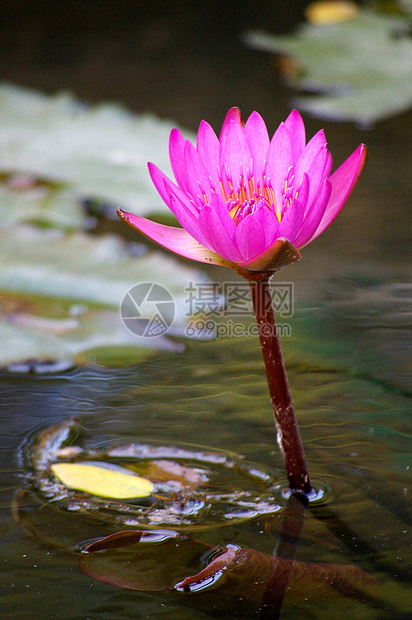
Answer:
top-left (51, 462), bottom-right (154, 499)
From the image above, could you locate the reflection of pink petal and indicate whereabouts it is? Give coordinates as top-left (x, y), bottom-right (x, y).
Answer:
top-left (79, 531), bottom-right (210, 593)
top-left (175, 545), bottom-right (239, 592)
top-left (175, 543), bottom-right (378, 607)
top-left (85, 530), bottom-right (144, 552)
top-left (84, 529), bottom-right (179, 552)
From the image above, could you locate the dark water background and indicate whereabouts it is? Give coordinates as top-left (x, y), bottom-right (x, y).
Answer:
top-left (0, 1), bottom-right (411, 618)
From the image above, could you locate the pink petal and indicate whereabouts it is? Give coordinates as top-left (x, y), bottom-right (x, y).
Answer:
top-left (296, 172), bottom-right (310, 212)
top-left (243, 111), bottom-right (270, 180)
top-left (294, 129), bottom-right (327, 188)
top-left (148, 163), bottom-right (199, 221)
top-left (168, 129), bottom-right (187, 190)
top-left (265, 123), bottom-right (293, 212)
top-left (234, 212), bottom-right (266, 261)
top-left (221, 107), bottom-right (244, 134)
top-left (312, 144), bottom-right (367, 241)
top-left (278, 198), bottom-right (304, 243)
top-left (284, 109), bottom-right (306, 163)
top-left (294, 179), bottom-right (332, 248)
top-left (196, 120), bottom-right (221, 191)
top-left (147, 162), bottom-right (175, 208)
top-left (304, 144), bottom-right (330, 212)
top-left (169, 134), bottom-right (214, 207)
top-left (117, 209), bottom-right (234, 268)
top-left (198, 195), bottom-right (243, 262)
top-left (258, 206), bottom-right (280, 246)
top-left (324, 150), bottom-right (333, 179)
top-left (182, 140), bottom-right (214, 205)
top-left (220, 118), bottom-right (253, 194)
top-left (169, 194), bottom-right (204, 241)
top-left (161, 173), bottom-right (199, 213)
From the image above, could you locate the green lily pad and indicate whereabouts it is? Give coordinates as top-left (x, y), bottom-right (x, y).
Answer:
top-left (0, 298), bottom-right (183, 369)
top-left (0, 226), bottom-right (210, 368)
top-left (244, 10), bottom-right (412, 126)
top-left (0, 85), bottom-right (214, 368)
top-left (0, 83), bottom-right (194, 216)
top-left (0, 178), bottom-right (87, 229)
top-left (0, 226), bottom-right (203, 313)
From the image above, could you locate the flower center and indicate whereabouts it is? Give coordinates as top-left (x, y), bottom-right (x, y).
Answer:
top-left (215, 167), bottom-right (297, 225)
top-left (219, 173), bottom-right (275, 224)
top-left (230, 196), bottom-right (269, 225)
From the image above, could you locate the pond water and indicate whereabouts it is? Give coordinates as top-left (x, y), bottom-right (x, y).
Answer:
top-left (1, 262), bottom-right (410, 618)
top-left (0, 1), bottom-right (411, 618)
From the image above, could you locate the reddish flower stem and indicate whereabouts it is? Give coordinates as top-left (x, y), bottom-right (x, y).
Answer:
top-left (249, 277), bottom-right (312, 494)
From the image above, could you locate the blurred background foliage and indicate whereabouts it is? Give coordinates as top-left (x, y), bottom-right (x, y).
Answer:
top-left (0, 0), bottom-right (410, 369)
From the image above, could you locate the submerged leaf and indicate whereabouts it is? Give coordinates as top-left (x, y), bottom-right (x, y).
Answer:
top-left (51, 462), bottom-right (154, 499)
top-left (79, 533), bottom-right (211, 593)
top-left (23, 420), bottom-right (280, 530)
top-left (134, 459), bottom-right (208, 491)
top-left (79, 533), bottom-right (378, 612)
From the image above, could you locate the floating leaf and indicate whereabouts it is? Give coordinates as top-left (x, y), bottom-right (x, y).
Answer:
top-left (0, 225), bottom-right (212, 367)
top-left (22, 420), bottom-right (280, 530)
top-left (402, 0), bottom-right (412, 17)
top-left (0, 179), bottom-right (87, 230)
top-left (244, 10), bottom-right (412, 126)
top-left (0, 299), bottom-right (183, 368)
top-left (0, 85), bottom-right (216, 368)
top-left (0, 83), bottom-right (194, 216)
top-left (0, 226), bottom-right (204, 315)
top-left (51, 462), bottom-right (154, 499)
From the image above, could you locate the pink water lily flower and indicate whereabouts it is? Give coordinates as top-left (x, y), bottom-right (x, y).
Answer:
top-left (119, 108), bottom-right (367, 276)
